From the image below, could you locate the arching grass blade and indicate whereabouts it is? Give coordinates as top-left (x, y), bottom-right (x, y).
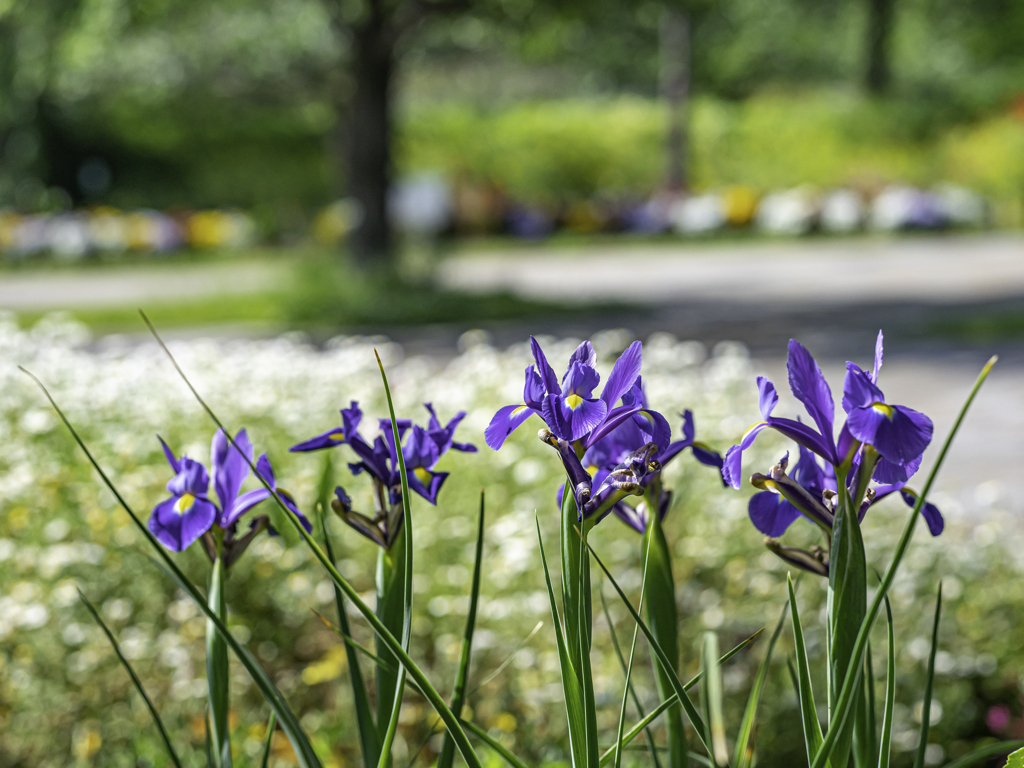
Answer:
top-left (583, 535), bottom-right (711, 754)
top-left (945, 741), bottom-right (1024, 768)
top-left (133, 318), bottom-right (483, 768)
top-left (700, 632), bottom-right (729, 767)
top-left (78, 590), bottom-right (183, 768)
top-left (259, 712), bottom-right (277, 768)
top-left (733, 598), bottom-right (789, 768)
top-left (460, 720), bottom-right (531, 768)
top-left (877, 596), bottom-right (895, 768)
top-left (788, 573), bottom-right (825, 764)
top-left (23, 368), bottom-right (323, 768)
top-left (913, 583), bottom-right (943, 768)
top-left (811, 356), bottom-right (996, 768)
top-left (438, 490), bottom-right (487, 768)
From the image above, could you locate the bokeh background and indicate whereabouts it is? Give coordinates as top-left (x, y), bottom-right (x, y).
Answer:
top-left (3, 0), bottom-right (1024, 766)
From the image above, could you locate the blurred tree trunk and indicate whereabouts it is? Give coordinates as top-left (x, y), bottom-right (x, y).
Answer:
top-left (345, 10), bottom-right (396, 271)
top-left (660, 7), bottom-right (690, 193)
top-left (864, 0), bottom-right (895, 94)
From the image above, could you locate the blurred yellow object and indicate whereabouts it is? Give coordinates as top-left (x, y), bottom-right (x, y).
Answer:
top-left (313, 199), bottom-right (362, 245)
top-left (73, 729), bottom-right (102, 761)
top-left (722, 186), bottom-right (759, 226)
top-left (300, 644), bottom-right (348, 685)
top-left (0, 210), bottom-right (20, 251)
top-left (186, 210), bottom-right (256, 249)
top-left (563, 200), bottom-right (607, 233)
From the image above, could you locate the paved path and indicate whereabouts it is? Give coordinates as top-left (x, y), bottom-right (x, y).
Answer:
top-left (438, 233), bottom-right (1024, 306)
top-left (0, 259), bottom-right (286, 310)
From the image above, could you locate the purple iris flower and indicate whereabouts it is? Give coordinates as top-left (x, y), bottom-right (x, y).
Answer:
top-left (149, 430), bottom-right (308, 558)
top-left (485, 337), bottom-right (648, 451)
top-left (722, 331), bottom-right (933, 489)
top-left (291, 401), bottom-right (475, 547)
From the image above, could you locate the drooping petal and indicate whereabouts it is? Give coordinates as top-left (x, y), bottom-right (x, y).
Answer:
top-left (842, 363), bottom-right (885, 413)
top-left (721, 421), bottom-right (770, 489)
top-left (212, 429), bottom-right (253, 519)
top-left (407, 467), bottom-right (448, 505)
top-left (873, 452), bottom-right (923, 484)
top-left (485, 404), bottom-right (537, 450)
top-left (748, 491), bottom-right (801, 537)
top-left (631, 408), bottom-right (672, 457)
top-left (582, 402), bottom-right (644, 449)
top-left (277, 489), bottom-right (313, 532)
top-left (157, 436), bottom-right (181, 473)
top-left (786, 340), bottom-right (835, 450)
top-left (228, 488), bottom-right (272, 525)
top-left (600, 340), bottom-right (642, 411)
top-left (149, 494), bottom-right (217, 552)
top-left (691, 443), bottom-right (725, 471)
top-left (899, 489), bottom-right (943, 535)
top-left (290, 427), bottom-right (347, 453)
top-left (541, 393), bottom-right (607, 442)
top-left (530, 336), bottom-right (560, 393)
top-left (612, 501), bottom-right (647, 534)
top-left (847, 403), bottom-right (932, 467)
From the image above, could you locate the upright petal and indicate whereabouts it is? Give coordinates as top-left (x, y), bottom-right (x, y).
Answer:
top-left (842, 363), bottom-right (884, 413)
top-left (485, 404), bottom-right (536, 450)
top-left (212, 429), bottom-right (253, 517)
top-left (757, 377), bottom-right (778, 420)
top-left (872, 330), bottom-right (884, 384)
top-left (787, 340), bottom-right (835, 449)
top-left (561, 361), bottom-right (601, 399)
top-left (341, 401), bottom-right (363, 438)
top-left (567, 340), bottom-right (597, 369)
top-left (523, 367), bottom-right (546, 409)
top-left (600, 340), bottom-right (643, 411)
top-left (157, 436), bottom-right (181, 473)
top-left (530, 336), bottom-right (561, 393)
top-left (166, 456), bottom-right (210, 497)
top-left (149, 494), bottom-right (217, 552)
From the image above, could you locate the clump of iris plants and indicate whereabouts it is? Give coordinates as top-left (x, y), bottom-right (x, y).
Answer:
top-left (20, 321), bottom-right (1011, 768)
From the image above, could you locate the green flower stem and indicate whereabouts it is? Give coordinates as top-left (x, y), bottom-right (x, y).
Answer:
top-left (207, 541), bottom-right (232, 768)
top-left (375, 526), bottom-right (408, 759)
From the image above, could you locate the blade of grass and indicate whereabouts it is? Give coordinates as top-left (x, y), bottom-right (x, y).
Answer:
top-left (788, 573), bottom-right (825, 763)
top-left (134, 317), bottom-right (483, 768)
top-left (582, 535), bottom-right (711, 755)
top-left (913, 583), bottom-right (943, 768)
top-left (375, 349), bottom-right (415, 768)
top-left (811, 356), bottom-right (997, 768)
top-left (320, 502), bottom-right (379, 768)
top-left (597, 631), bottom-right (764, 767)
top-left (536, 515), bottom-right (589, 767)
top-left (260, 712), bottom-right (277, 768)
top-left (733, 598), bottom-right (790, 768)
top-left (944, 741), bottom-right (1024, 768)
top-left (471, 621), bottom-right (544, 693)
top-left (438, 490), bottom-right (487, 768)
top-left (700, 632), bottom-right (729, 766)
top-left (460, 720), bottom-right (531, 768)
top-left (613, 525), bottom-right (655, 768)
top-left (598, 582), bottom-right (663, 768)
top-left (206, 707), bottom-right (213, 768)
top-left (78, 590), bottom-right (183, 768)
top-left (877, 596), bottom-right (895, 768)
top-left (23, 368), bottom-right (323, 768)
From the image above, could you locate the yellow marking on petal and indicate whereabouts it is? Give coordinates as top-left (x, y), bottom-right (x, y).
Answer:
top-left (414, 467), bottom-right (433, 485)
top-left (328, 431), bottom-right (344, 441)
top-left (741, 421), bottom-right (767, 441)
top-left (175, 493), bottom-right (195, 515)
top-left (871, 403), bottom-right (894, 419)
top-left (638, 410), bottom-right (654, 425)
top-left (586, 464), bottom-right (599, 477)
top-left (565, 394), bottom-right (584, 410)
top-left (512, 405), bottom-right (528, 417)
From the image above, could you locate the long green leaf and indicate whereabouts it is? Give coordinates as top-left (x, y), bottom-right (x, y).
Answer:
top-left (259, 712), bottom-right (277, 768)
top-left (946, 741), bottom-right (1024, 768)
top-left (597, 630), bottom-right (764, 768)
top-left (733, 599), bottom-right (789, 768)
top-left (207, 553), bottom-right (232, 768)
top-left (438, 491), bottom-right (487, 768)
top-left (598, 583), bottom-right (663, 768)
top-left (536, 515), bottom-right (589, 767)
top-left (320, 501), bottom-right (379, 768)
top-left (460, 720), bottom-right (531, 768)
top-left (584, 537), bottom-right (711, 754)
top-left (811, 355), bottom-right (997, 768)
top-left (913, 583), bottom-right (943, 768)
top-left (788, 573), bottom-right (825, 763)
top-left (614, 525), bottom-right (654, 768)
top-left (23, 368), bottom-right (323, 768)
top-left (78, 590), bottom-right (183, 768)
top-left (877, 596), bottom-right (895, 768)
top-left (134, 320), bottom-right (483, 768)
top-left (374, 350), bottom-right (416, 768)
top-left (700, 633), bottom-right (729, 766)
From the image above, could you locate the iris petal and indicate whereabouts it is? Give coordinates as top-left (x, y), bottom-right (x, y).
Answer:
top-left (289, 427), bottom-right (347, 452)
top-left (748, 491), bottom-right (801, 537)
top-left (149, 494), bottom-right (216, 552)
top-left (786, 340), bottom-right (835, 450)
top-left (485, 404), bottom-right (536, 450)
top-left (600, 340), bottom-right (643, 411)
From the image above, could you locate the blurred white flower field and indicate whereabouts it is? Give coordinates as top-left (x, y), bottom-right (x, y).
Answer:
top-left (1, 314), bottom-right (1022, 766)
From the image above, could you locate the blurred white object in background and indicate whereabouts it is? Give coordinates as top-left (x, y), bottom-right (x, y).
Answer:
top-left (48, 214), bottom-right (91, 259)
top-left (870, 185), bottom-right (946, 230)
top-left (819, 189), bottom-right (865, 232)
top-left (89, 208), bottom-right (129, 252)
top-left (668, 193), bottom-right (725, 234)
top-left (389, 173), bottom-right (452, 235)
top-left (755, 186), bottom-right (818, 235)
top-left (933, 183), bottom-right (987, 227)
